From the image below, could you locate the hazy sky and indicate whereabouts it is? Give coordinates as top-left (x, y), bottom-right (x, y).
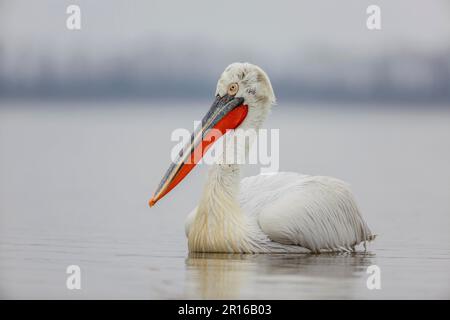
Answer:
top-left (0, 0), bottom-right (449, 83)
top-left (1, 0), bottom-right (449, 56)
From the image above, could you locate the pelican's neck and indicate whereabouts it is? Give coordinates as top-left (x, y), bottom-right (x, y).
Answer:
top-left (187, 109), bottom-right (270, 253)
top-left (201, 163), bottom-right (242, 216)
top-left (188, 163), bottom-right (251, 253)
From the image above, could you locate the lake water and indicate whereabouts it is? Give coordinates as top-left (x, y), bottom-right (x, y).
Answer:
top-left (0, 100), bottom-right (449, 299)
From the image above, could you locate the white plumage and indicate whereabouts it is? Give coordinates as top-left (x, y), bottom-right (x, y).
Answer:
top-left (186, 170), bottom-right (374, 253)
top-left (241, 173), bottom-right (373, 252)
top-left (153, 62), bottom-right (375, 253)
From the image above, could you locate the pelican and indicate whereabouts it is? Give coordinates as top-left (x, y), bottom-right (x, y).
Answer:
top-left (149, 62), bottom-right (375, 253)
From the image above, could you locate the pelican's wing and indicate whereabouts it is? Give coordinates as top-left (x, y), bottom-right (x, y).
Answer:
top-left (239, 172), bottom-right (374, 252)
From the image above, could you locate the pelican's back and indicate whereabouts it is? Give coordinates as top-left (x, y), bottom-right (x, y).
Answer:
top-left (239, 172), bottom-right (374, 253)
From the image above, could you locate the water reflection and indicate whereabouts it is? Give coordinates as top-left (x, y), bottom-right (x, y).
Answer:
top-left (185, 252), bottom-right (376, 299)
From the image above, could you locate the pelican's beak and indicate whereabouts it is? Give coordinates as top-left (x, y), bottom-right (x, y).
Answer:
top-left (149, 94), bottom-right (247, 207)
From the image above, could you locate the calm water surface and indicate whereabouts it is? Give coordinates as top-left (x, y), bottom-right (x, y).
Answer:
top-left (1, 101), bottom-right (449, 299)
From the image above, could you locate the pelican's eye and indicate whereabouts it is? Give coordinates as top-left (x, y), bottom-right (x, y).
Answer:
top-left (227, 83), bottom-right (239, 96)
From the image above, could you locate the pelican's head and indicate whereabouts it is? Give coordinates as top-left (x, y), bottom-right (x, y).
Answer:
top-left (149, 63), bottom-right (275, 207)
top-left (215, 63), bottom-right (276, 130)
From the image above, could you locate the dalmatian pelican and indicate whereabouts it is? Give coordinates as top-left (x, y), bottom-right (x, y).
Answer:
top-left (149, 62), bottom-right (374, 253)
